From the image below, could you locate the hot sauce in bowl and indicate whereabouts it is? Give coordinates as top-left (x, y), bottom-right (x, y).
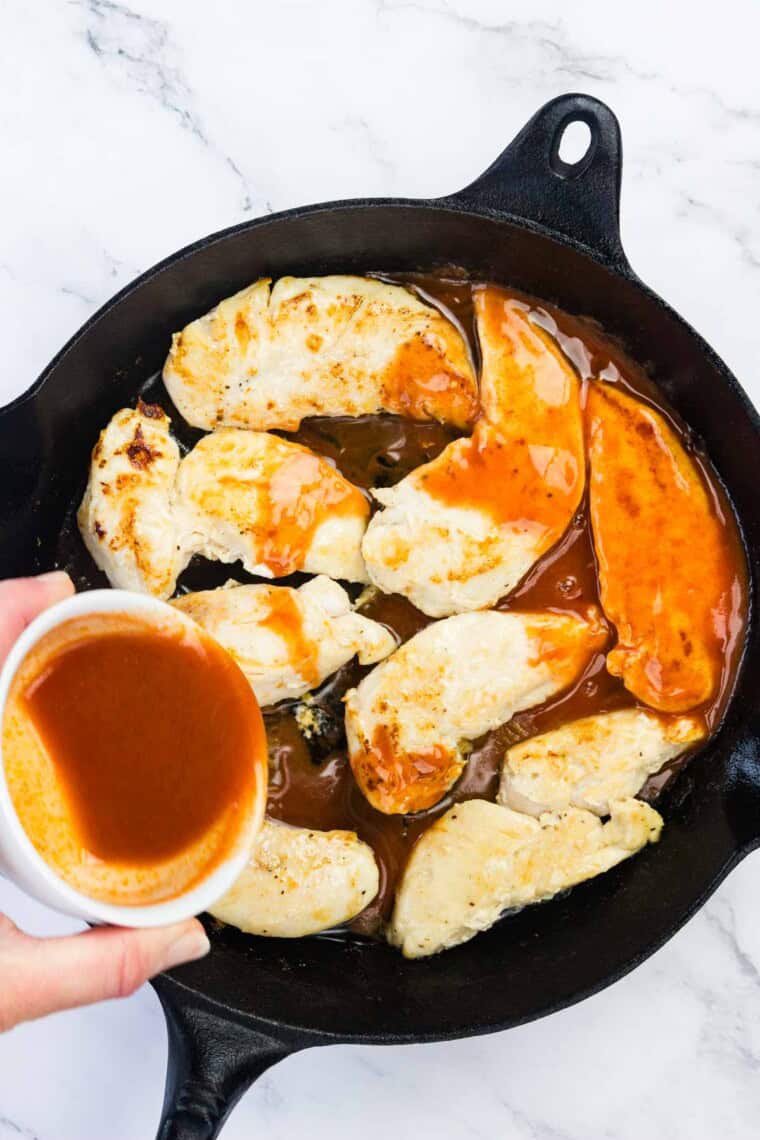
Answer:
top-left (0, 592), bottom-right (267, 917)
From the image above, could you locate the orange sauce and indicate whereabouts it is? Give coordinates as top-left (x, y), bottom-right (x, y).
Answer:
top-left (381, 334), bottom-right (479, 428)
top-left (258, 446), bottom-right (369, 576)
top-left (418, 288), bottom-right (584, 548)
top-left (4, 612), bottom-right (266, 903)
top-left (474, 289), bottom-right (580, 423)
top-left (259, 588), bottom-right (319, 687)
top-left (586, 382), bottom-right (743, 713)
top-left (350, 723), bottom-right (460, 815)
top-left (420, 424), bottom-right (580, 531)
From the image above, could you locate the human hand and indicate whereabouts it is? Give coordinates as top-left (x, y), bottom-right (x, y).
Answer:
top-left (0, 572), bottom-right (210, 1032)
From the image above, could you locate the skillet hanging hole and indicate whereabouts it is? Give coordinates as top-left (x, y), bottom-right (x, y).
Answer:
top-left (550, 117), bottom-right (597, 180)
top-left (558, 120), bottom-right (592, 165)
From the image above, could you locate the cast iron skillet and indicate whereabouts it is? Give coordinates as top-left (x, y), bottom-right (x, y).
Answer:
top-left (1, 94), bottom-right (758, 1138)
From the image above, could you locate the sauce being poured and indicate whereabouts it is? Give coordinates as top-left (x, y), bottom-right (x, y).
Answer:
top-left (3, 611), bottom-right (266, 905)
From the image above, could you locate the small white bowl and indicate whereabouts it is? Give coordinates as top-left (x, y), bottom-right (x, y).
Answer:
top-left (0, 589), bottom-right (266, 927)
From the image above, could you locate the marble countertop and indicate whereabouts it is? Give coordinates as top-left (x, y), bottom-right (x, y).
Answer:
top-left (1, 1), bottom-right (759, 1136)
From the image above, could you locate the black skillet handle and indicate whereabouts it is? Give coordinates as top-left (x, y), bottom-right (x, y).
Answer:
top-left (153, 976), bottom-right (302, 1140)
top-left (445, 93), bottom-right (632, 275)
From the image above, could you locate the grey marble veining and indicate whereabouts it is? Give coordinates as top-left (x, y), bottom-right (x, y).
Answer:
top-left (0, 0), bottom-right (759, 1136)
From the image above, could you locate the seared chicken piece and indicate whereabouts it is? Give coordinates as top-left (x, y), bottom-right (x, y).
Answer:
top-left (163, 275), bottom-right (478, 431)
top-left (362, 290), bottom-right (584, 616)
top-left (209, 819), bottom-right (379, 937)
top-left (499, 708), bottom-right (705, 816)
top-left (171, 576), bottom-right (396, 707)
top-left (388, 797), bottom-right (663, 958)
top-left (77, 404), bottom-right (184, 598)
top-left (345, 608), bottom-right (606, 815)
top-left (79, 408), bottom-right (370, 598)
top-left (587, 383), bottom-right (739, 712)
top-left (176, 428), bottom-right (370, 582)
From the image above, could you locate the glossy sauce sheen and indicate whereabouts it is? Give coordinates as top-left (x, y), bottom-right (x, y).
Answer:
top-left (183, 430), bottom-right (369, 578)
top-left (259, 587), bottom-right (320, 689)
top-left (586, 383), bottom-right (739, 713)
top-left (419, 289), bottom-right (584, 530)
top-left (381, 334), bottom-right (479, 426)
top-left (57, 272), bottom-right (748, 931)
top-left (17, 617), bottom-right (263, 875)
top-left (257, 445), bottom-right (368, 577)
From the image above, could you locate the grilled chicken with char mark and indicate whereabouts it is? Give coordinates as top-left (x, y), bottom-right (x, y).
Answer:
top-left (163, 275), bottom-right (478, 431)
top-left (176, 427), bottom-right (369, 583)
top-left (77, 403), bottom-right (183, 599)
top-left (345, 607), bottom-right (606, 815)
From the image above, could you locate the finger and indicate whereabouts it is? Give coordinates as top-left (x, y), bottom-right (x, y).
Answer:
top-left (0, 916), bottom-right (209, 1030)
top-left (0, 572), bottom-right (75, 661)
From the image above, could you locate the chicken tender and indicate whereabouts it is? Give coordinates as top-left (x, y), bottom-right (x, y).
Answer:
top-left (163, 275), bottom-right (478, 431)
top-left (176, 428), bottom-right (370, 582)
top-left (209, 819), bottom-right (379, 937)
top-left (345, 608), bottom-right (606, 815)
top-left (499, 708), bottom-right (705, 816)
top-left (362, 289), bottom-right (584, 616)
top-left (171, 576), bottom-right (396, 707)
top-left (77, 403), bottom-right (183, 598)
top-left (587, 383), bottom-right (740, 712)
top-left (388, 798), bottom-right (663, 957)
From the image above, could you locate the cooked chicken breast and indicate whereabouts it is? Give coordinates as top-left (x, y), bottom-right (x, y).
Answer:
top-left (163, 275), bottom-right (478, 431)
top-left (77, 403), bottom-right (184, 598)
top-left (209, 819), bottom-right (379, 937)
top-left (587, 383), bottom-right (739, 712)
top-left (388, 797), bottom-right (663, 958)
top-left (361, 289), bottom-right (585, 616)
top-left (78, 407), bottom-right (370, 598)
top-left (345, 608), bottom-right (606, 815)
top-left (176, 428), bottom-right (370, 582)
top-left (499, 708), bottom-right (705, 816)
top-left (171, 576), bottom-right (396, 707)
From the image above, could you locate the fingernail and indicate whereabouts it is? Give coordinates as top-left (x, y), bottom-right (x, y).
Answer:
top-left (161, 924), bottom-right (211, 971)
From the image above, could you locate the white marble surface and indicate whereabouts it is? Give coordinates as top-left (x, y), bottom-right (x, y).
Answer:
top-left (1, 0), bottom-right (759, 1136)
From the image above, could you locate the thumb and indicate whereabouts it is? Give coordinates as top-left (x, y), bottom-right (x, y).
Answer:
top-left (0, 572), bottom-right (75, 662)
top-left (0, 916), bottom-right (210, 1031)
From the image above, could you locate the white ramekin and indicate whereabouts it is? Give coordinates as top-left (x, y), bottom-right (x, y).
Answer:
top-left (0, 589), bottom-right (266, 927)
